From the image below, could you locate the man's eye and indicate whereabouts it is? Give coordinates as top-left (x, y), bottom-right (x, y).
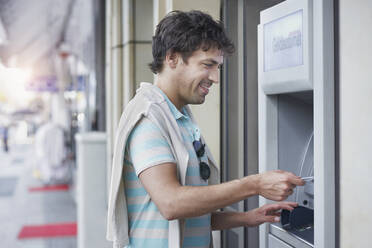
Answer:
top-left (203, 63), bottom-right (213, 67)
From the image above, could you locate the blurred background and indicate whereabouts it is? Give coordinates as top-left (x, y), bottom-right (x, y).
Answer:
top-left (0, 0), bottom-right (105, 247)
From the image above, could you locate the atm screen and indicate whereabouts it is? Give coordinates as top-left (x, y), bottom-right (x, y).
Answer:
top-left (264, 9), bottom-right (303, 72)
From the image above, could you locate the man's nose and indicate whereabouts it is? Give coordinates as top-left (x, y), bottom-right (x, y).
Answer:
top-left (208, 69), bottom-right (219, 84)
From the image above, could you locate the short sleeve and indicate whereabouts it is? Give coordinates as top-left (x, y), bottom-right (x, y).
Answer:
top-left (126, 117), bottom-right (176, 175)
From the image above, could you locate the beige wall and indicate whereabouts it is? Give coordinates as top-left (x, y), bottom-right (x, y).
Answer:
top-left (164, 2), bottom-right (222, 247)
top-left (154, 0), bottom-right (221, 166)
top-left (173, 0), bottom-right (220, 18)
top-left (171, 0), bottom-right (222, 168)
top-left (339, 0), bottom-right (372, 247)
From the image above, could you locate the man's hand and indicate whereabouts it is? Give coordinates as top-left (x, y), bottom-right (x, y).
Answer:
top-left (211, 202), bottom-right (298, 230)
top-left (247, 202), bottom-right (298, 226)
top-left (256, 170), bottom-right (305, 201)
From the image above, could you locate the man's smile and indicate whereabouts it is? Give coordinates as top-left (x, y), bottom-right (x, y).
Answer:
top-left (199, 81), bottom-right (212, 95)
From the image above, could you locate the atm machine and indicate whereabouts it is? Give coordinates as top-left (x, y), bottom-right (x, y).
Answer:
top-left (257, 0), bottom-right (335, 247)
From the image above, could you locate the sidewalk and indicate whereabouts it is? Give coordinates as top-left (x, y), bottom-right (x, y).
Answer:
top-left (0, 143), bottom-right (77, 248)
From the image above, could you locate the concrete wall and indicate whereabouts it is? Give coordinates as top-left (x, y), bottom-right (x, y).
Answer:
top-left (339, 0), bottom-right (372, 247)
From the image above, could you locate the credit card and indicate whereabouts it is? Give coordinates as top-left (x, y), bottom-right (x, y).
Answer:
top-left (301, 176), bottom-right (314, 182)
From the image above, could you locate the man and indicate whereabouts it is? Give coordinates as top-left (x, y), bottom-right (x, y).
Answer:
top-left (107, 10), bottom-right (304, 248)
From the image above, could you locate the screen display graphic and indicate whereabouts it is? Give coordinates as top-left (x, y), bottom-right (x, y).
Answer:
top-left (264, 10), bottom-right (303, 72)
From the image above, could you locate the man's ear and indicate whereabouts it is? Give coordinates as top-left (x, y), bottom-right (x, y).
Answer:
top-left (165, 51), bottom-right (180, 69)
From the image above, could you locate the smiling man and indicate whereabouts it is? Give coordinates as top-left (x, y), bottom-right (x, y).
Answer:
top-left (107, 10), bottom-right (304, 248)
top-left (157, 48), bottom-right (222, 108)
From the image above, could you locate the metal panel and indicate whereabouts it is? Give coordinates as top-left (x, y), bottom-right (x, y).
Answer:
top-left (227, 229), bottom-right (240, 248)
top-left (269, 225), bottom-right (312, 248)
top-left (277, 93), bottom-right (313, 208)
top-left (312, 0), bottom-right (335, 247)
top-left (222, 0), bottom-right (244, 246)
top-left (258, 0), bottom-right (335, 247)
top-left (268, 234), bottom-right (293, 248)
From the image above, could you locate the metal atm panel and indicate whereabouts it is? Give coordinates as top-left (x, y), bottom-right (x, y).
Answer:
top-left (277, 93), bottom-right (314, 245)
top-left (258, 0), bottom-right (335, 247)
top-left (267, 93), bottom-right (315, 247)
top-left (278, 93), bottom-right (314, 210)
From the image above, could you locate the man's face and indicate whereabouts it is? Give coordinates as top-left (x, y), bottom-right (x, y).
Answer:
top-left (174, 48), bottom-right (223, 106)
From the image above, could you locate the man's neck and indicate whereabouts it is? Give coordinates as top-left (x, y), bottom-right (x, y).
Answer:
top-left (154, 76), bottom-right (185, 111)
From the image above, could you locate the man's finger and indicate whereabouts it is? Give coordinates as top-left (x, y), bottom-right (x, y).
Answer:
top-left (266, 207), bottom-right (282, 215)
top-left (287, 202), bottom-right (298, 207)
top-left (288, 175), bottom-right (305, 186)
top-left (264, 216), bottom-right (280, 223)
top-left (275, 202), bottom-right (296, 211)
top-left (265, 203), bottom-right (293, 212)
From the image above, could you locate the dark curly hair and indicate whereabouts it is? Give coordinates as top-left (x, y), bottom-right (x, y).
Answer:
top-left (149, 10), bottom-right (235, 74)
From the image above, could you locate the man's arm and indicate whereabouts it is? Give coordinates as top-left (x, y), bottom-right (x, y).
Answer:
top-left (211, 202), bottom-right (298, 230)
top-left (138, 163), bottom-right (303, 220)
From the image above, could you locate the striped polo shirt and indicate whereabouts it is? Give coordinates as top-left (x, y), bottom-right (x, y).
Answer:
top-left (123, 87), bottom-right (211, 248)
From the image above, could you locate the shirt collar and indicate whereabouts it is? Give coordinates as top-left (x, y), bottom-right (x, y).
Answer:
top-left (154, 86), bottom-right (188, 120)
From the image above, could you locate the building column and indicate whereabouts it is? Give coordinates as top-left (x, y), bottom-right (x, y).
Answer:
top-left (105, 0), bottom-right (124, 189)
top-left (106, 0), bottom-right (154, 189)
